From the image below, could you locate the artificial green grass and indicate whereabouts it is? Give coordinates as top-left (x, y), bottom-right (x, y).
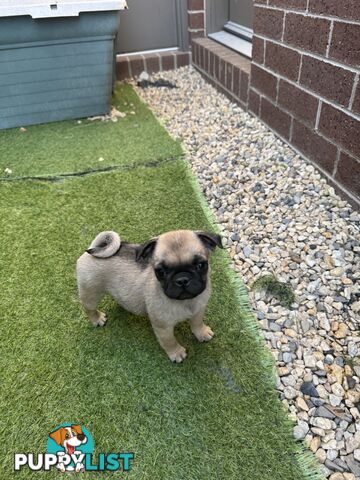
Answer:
top-left (0, 85), bottom-right (322, 480)
top-left (0, 83), bottom-right (182, 178)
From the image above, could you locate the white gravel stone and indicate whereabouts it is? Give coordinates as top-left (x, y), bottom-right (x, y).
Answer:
top-left (329, 474), bottom-right (345, 480)
top-left (332, 384), bottom-right (345, 398)
top-left (311, 417), bottom-right (334, 431)
top-left (294, 421), bottom-right (309, 440)
top-left (310, 436), bottom-right (321, 453)
top-left (282, 375), bottom-right (297, 387)
top-left (353, 449), bottom-right (360, 461)
top-left (284, 386), bottom-right (298, 400)
top-left (317, 385), bottom-right (329, 399)
top-left (327, 449), bottom-right (338, 461)
top-left (304, 350), bottom-right (317, 368)
top-left (329, 394), bottom-right (342, 407)
top-left (296, 397), bottom-right (309, 411)
top-left (346, 432), bottom-right (360, 453)
top-left (343, 473), bottom-right (356, 480)
top-left (348, 342), bottom-right (358, 358)
top-left (316, 448), bottom-right (327, 463)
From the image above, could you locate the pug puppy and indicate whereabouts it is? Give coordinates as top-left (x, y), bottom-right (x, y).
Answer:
top-left (76, 230), bottom-right (222, 362)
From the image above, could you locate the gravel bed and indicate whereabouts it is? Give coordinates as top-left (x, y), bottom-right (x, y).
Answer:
top-left (134, 66), bottom-right (360, 480)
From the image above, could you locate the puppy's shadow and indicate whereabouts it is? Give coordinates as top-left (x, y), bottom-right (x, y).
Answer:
top-left (74, 295), bottom-right (221, 377)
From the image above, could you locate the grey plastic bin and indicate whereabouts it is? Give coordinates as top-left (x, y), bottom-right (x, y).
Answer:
top-left (0, 0), bottom-right (127, 129)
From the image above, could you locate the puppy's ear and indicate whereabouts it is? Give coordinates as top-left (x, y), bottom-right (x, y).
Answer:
top-left (135, 238), bottom-right (158, 262)
top-left (196, 231), bottom-right (223, 251)
top-left (49, 427), bottom-right (66, 446)
top-left (71, 424), bottom-right (83, 435)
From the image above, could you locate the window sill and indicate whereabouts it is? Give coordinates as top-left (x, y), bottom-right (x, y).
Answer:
top-left (208, 31), bottom-right (252, 59)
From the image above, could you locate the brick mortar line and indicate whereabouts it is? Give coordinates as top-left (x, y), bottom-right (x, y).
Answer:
top-left (224, 59), bottom-right (228, 91)
top-left (275, 77), bottom-right (279, 103)
top-left (258, 88), bottom-right (262, 117)
top-left (252, 60), bottom-right (360, 120)
top-left (305, 0), bottom-right (309, 13)
top-left (204, 0), bottom-right (207, 34)
top-left (244, 71), bottom-right (250, 105)
top-left (254, 3), bottom-right (360, 25)
top-left (333, 148), bottom-right (341, 176)
top-left (297, 54), bottom-right (303, 84)
top-left (281, 11), bottom-right (286, 41)
top-left (144, 56), bottom-right (150, 72)
top-left (325, 20), bottom-right (334, 58)
top-left (349, 73), bottom-right (359, 110)
top-left (193, 62), bottom-right (247, 109)
top-left (289, 116), bottom-right (294, 142)
top-left (158, 53), bottom-right (163, 71)
top-left (127, 57), bottom-right (132, 78)
top-left (246, 108), bottom-right (360, 207)
top-left (254, 33), bottom-right (359, 74)
top-left (251, 83), bottom-right (359, 162)
top-left (315, 100), bottom-right (322, 130)
top-left (220, 58), bottom-right (225, 91)
top-left (263, 37), bottom-right (267, 65)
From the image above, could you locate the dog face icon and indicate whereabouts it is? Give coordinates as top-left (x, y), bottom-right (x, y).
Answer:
top-left (49, 424), bottom-right (87, 455)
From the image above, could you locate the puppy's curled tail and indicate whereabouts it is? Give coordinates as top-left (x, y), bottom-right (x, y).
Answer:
top-left (86, 231), bottom-right (121, 258)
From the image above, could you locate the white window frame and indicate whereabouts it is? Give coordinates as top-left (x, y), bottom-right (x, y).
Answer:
top-left (207, 1), bottom-right (253, 59)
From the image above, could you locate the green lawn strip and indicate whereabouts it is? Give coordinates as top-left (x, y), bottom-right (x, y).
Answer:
top-left (0, 83), bottom-right (182, 178)
top-left (0, 161), bottom-right (322, 479)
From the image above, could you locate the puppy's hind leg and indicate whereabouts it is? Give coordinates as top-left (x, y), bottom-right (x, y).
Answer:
top-left (78, 284), bottom-right (107, 327)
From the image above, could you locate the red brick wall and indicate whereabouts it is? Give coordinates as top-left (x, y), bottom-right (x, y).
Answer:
top-left (249, 1), bottom-right (360, 203)
top-left (187, 0), bottom-right (205, 45)
top-left (117, 0), bottom-right (204, 82)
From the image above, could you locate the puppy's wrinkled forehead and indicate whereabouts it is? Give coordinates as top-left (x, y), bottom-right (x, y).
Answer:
top-left (155, 230), bottom-right (206, 265)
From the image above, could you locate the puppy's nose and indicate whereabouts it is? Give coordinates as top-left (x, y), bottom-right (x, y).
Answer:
top-left (77, 433), bottom-right (85, 441)
top-left (174, 275), bottom-right (190, 287)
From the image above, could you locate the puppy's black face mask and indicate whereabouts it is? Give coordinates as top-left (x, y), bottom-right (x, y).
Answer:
top-left (154, 257), bottom-right (208, 300)
top-left (135, 231), bottom-right (223, 300)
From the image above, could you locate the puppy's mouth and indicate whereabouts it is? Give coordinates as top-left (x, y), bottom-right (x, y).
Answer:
top-left (164, 284), bottom-right (206, 300)
top-left (66, 444), bottom-right (76, 455)
top-left (173, 291), bottom-right (199, 300)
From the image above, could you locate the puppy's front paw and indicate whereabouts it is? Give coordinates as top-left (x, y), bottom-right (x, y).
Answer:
top-left (75, 463), bottom-right (85, 473)
top-left (91, 310), bottom-right (107, 327)
top-left (168, 346), bottom-right (187, 363)
top-left (192, 325), bottom-right (214, 342)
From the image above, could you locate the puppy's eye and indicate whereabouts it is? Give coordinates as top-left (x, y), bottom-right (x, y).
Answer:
top-left (196, 261), bottom-right (207, 271)
top-left (155, 267), bottom-right (165, 280)
top-left (65, 433), bottom-right (70, 439)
